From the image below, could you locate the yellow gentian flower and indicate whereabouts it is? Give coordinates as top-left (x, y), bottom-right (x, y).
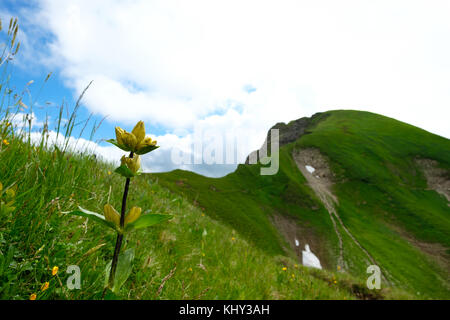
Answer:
top-left (112, 121), bottom-right (158, 154)
top-left (115, 127), bottom-right (126, 145)
top-left (136, 136), bottom-right (157, 151)
top-left (103, 204), bottom-right (121, 226)
top-left (52, 266), bottom-right (59, 276)
top-left (41, 282), bottom-right (49, 291)
top-left (121, 154), bottom-right (141, 173)
top-left (124, 206), bottom-right (141, 225)
top-left (131, 121), bottom-right (145, 142)
top-left (103, 204), bottom-right (142, 227)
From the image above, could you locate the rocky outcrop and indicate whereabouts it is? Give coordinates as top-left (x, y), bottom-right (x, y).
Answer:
top-left (245, 112), bottom-right (328, 164)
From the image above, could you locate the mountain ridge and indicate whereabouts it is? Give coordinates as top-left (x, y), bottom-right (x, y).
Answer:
top-left (151, 109), bottom-right (450, 298)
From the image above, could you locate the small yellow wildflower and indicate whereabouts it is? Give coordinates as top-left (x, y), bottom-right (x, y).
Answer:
top-left (291, 274), bottom-right (295, 278)
top-left (30, 293), bottom-right (37, 300)
top-left (202, 253), bottom-right (205, 257)
top-left (107, 171), bottom-right (112, 175)
top-left (282, 267), bottom-right (287, 271)
top-left (294, 264), bottom-right (298, 268)
top-left (2, 139), bottom-right (9, 145)
top-left (41, 282), bottom-right (49, 291)
top-left (337, 265), bottom-right (341, 271)
top-left (334, 280), bottom-right (337, 284)
top-left (231, 237), bottom-right (235, 241)
top-left (201, 213), bottom-right (205, 217)
top-left (52, 266), bottom-right (59, 276)
top-left (188, 267), bottom-right (193, 272)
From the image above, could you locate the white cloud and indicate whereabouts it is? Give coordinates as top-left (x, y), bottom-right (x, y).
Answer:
top-left (28, 129), bottom-right (124, 164)
top-left (17, 0), bottom-right (450, 174)
top-left (7, 112), bottom-right (45, 131)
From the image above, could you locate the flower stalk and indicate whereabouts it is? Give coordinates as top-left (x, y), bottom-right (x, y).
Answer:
top-left (107, 151), bottom-right (133, 292)
top-left (65, 120), bottom-right (172, 299)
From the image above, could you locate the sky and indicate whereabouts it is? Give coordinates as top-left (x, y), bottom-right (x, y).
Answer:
top-left (1, 0), bottom-right (450, 177)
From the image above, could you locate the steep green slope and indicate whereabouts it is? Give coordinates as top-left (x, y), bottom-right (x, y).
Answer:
top-left (152, 110), bottom-right (450, 299)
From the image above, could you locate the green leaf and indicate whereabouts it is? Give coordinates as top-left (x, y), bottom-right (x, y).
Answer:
top-left (114, 164), bottom-right (137, 178)
top-left (104, 248), bottom-right (135, 293)
top-left (63, 206), bottom-right (116, 230)
top-left (125, 213), bottom-right (173, 231)
top-left (135, 144), bottom-right (159, 155)
top-left (106, 139), bottom-right (131, 152)
top-left (103, 290), bottom-right (119, 300)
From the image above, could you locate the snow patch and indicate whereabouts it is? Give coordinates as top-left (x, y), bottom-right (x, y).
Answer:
top-left (302, 244), bottom-right (322, 269)
top-left (305, 165), bottom-right (315, 174)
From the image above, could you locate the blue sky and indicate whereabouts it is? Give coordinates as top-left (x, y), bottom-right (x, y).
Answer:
top-left (2, 0), bottom-right (450, 177)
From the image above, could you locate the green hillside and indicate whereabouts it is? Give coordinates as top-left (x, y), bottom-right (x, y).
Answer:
top-left (1, 111), bottom-right (415, 300)
top-left (152, 110), bottom-right (450, 299)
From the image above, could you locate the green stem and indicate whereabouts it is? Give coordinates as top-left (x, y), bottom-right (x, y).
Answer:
top-left (103, 151), bottom-right (133, 298)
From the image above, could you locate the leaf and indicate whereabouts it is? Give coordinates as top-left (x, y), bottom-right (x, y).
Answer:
top-left (104, 248), bottom-right (135, 293)
top-left (106, 139), bottom-right (131, 152)
top-left (103, 290), bottom-right (119, 300)
top-left (63, 206), bottom-right (116, 231)
top-left (125, 214), bottom-right (173, 231)
top-left (114, 164), bottom-right (138, 178)
top-left (135, 144), bottom-right (159, 155)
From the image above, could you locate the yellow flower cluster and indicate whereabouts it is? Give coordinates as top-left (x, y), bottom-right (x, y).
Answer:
top-left (114, 121), bottom-right (157, 154)
top-left (121, 154), bottom-right (141, 174)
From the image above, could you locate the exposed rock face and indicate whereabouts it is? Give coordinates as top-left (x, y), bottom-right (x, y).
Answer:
top-left (245, 112), bottom-right (327, 164)
top-left (415, 158), bottom-right (450, 203)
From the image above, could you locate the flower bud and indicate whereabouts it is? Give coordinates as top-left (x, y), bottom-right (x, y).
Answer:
top-left (121, 155), bottom-right (141, 173)
top-left (131, 121), bottom-right (146, 142)
top-left (115, 127), bottom-right (125, 145)
top-left (103, 204), bottom-right (120, 226)
top-left (122, 132), bottom-right (138, 150)
top-left (125, 206), bottom-right (142, 225)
